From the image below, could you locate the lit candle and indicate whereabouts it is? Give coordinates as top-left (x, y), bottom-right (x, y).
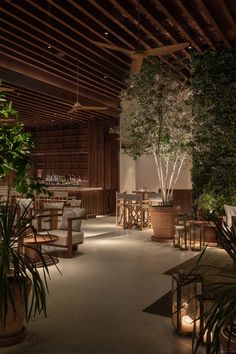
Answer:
top-left (181, 315), bottom-right (194, 333)
top-left (180, 302), bottom-right (188, 315)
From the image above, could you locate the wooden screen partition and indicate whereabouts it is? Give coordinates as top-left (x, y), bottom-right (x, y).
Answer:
top-left (30, 119), bottom-right (119, 215)
top-left (173, 189), bottom-right (192, 215)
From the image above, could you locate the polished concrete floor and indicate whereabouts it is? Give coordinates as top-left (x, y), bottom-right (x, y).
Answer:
top-left (4, 217), bottom-right (204, 354)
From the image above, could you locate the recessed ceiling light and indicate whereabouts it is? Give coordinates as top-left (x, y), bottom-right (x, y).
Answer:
top-left (17, 93), bottom-right (20, 96)
top-left (48, 45), bottom-right (51, 49)
top-left (104, 31), bottom-right (109, 36)
top-left (104, 75), bottom-right (107, 79)
top-left (51, 119), bottom-right (54, 123)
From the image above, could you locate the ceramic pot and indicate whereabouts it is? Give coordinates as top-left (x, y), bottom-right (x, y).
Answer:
top-left (0, 279), bottom-right (31, 347)
top-left (149, 205), bottom-right (179, 241)
top-left (220, 326), bottom-right (236, 352)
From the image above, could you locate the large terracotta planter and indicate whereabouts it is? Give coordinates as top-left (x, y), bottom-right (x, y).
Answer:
top-left (220, 326), bottom-right (236, 352)
top-left (149, 205), bottom-right (179, 241)
top-left (0, 280), bottom-right (30, 347)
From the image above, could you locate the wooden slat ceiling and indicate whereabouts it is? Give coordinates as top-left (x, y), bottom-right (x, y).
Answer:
top-left (1, 0), bottom-right (236, 128)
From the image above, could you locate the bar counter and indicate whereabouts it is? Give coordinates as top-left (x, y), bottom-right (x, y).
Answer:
top-left (46, 186), bottom-right (106, 216)
top-left (0, 185), bottom-right (115, 216)
top-left (46, 185), bottom-right (102, 192)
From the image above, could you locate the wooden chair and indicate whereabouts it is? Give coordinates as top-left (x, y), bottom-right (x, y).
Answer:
top-left (123, 193), bottom-right (149, 230)
top-left (37, 207), bottom-right (85, 257)
top-left (147, 192), bottom-right (162, 206)
top-left (52, 190), bottom-right (69, 203)
top-left (116, 192), bottom-right (126, 226)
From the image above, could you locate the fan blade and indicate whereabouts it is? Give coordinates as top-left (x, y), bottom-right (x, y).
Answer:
top-left (130, 56), bottom-right (144, 74)
top-left (0, 118), bottom-right (15, 122)
top-left (67, 108), bottom-right (75, 114)
top-left (144, 42), bottom-right (189, 57)
top-left (93, 41), bottom-right (134, 55)
top-left (0, 87), bottom-right (15, 92)
top-left (68, 106), bottom-right (108, 113)
top-left (78, 106), bottom-right (108, 111)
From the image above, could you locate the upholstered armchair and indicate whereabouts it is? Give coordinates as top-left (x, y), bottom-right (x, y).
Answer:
top-left (37, 207), bottom-right (86, 257)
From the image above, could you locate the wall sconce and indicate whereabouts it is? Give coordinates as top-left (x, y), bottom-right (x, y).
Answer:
top-left (190, 221), bottom-right (203, 251)
top-left (172, 272), bottom-right (203, 335)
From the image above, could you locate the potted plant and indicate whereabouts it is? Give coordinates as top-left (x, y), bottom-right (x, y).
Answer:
top-left (120, 60), bottom-right (192, 240)
top-left (193, 214), bottom-right (236, 353)
top-left (0, 201), bottom-right (55, 346)
top-left (0, 84), bottom-right (58, 346)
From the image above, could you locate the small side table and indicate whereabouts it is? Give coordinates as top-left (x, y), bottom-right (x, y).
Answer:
top-left (23, 235), bottom-right (59, 265)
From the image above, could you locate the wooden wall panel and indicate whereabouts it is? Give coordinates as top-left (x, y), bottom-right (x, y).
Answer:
top-left (88, 118), bottom-right (119, 191)
top-left (31, 120), bottom-right (119, 215)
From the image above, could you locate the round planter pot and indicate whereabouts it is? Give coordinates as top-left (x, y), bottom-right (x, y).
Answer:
top-left (149, 205), bottom-right (179, 241)
top-left (220, 326), bottom-right (236, 352)
top-left (0, 280), bottom-right (30, 347)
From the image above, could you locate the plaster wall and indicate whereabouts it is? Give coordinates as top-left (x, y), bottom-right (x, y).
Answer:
top-left (136, 155), bottom-right (192, 191)
top-left (120, 153), bottom-right (192, 192)
top-left (119, 150), bottom-right (136, 193)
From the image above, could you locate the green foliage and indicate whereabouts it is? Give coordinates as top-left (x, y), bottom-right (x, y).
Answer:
top-left (193, 214), bottom-right (236, 353)
top-left (197, 189), bottom-right (230, 216)
top-left (0, 122), bottom-right (35, 188)
top-left (0, 83), bottom-right (35, 193)
top-left (121, 60), bottom-right (192, 204)
top-left (0, 83), bottom-right (18, 119)
top-left (191, 47), bottom-right (236, 213)
top-left (0, 201), bottom-right (56, 325)
top-left (16, 176), bottom-right (49, 198)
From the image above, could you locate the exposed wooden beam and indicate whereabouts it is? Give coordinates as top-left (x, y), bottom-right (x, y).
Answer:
top-left (175, 0), bottom-right (216, 49)
top-left (195, 0), bottom-right (231, 47)
top-left (0, 54), bottom-right (120, 112)
top-left (154, 0), bottom-right (202, 51)
top-left (216, 0), bottom-right (236, 41)
top-left (129, 0), bottom-right (191, 68)
top-left (108, 0), bottom-right (188, 79)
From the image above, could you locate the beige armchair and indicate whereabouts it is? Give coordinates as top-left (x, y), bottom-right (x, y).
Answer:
top-left (37, 207), bottom-right (86, 257)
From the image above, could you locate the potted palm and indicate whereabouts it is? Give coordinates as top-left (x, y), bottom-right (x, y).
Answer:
top-left (193, 214), bottom-right (236, 353)
top-left (120, 60), bottom-right (192, 240)
top-left (0, 84), bottom-right (58, 346)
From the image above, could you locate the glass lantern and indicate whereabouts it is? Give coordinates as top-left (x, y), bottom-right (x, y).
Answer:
top-left (173, 215), bottom-right (189, 250)
top-left (172, 272), bottom-right (203, 335)
top-left (190, 220), bottom-right (203, 251)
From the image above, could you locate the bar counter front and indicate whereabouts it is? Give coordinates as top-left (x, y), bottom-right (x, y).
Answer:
top-left (46, 186), bottom-right (115, 217)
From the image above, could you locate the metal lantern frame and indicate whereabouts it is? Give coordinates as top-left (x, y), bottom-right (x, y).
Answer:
top-left (173, 214), bottom-right (190, 250)
top-left (194, 295), bottom-right (216, 345)
top-left (190, 220), bottom-right (204, 251)
top-left (172, 272), bottom-right (203, 335)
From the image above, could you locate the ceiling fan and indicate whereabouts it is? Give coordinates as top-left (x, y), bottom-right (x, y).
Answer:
top-left (0, 87), bottom-right (15, 92)
top-left (93, 41), bottom-right (189, 74)
top-left (93, 2), bottom-right (189, 74)
top-left (68, 62), bottom-right (108, 113)
top-left (0, 118), bottom-right (15, 123)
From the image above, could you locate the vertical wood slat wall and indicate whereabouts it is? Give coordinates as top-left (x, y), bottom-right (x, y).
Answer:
top-left (30, 119), bottom-right (119, 215)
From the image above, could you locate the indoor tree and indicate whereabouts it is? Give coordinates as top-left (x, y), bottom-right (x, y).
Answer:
top-left (121, 60), bottom-right (192, 205)
top-left (0, 83), bottom-right (35, 194)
